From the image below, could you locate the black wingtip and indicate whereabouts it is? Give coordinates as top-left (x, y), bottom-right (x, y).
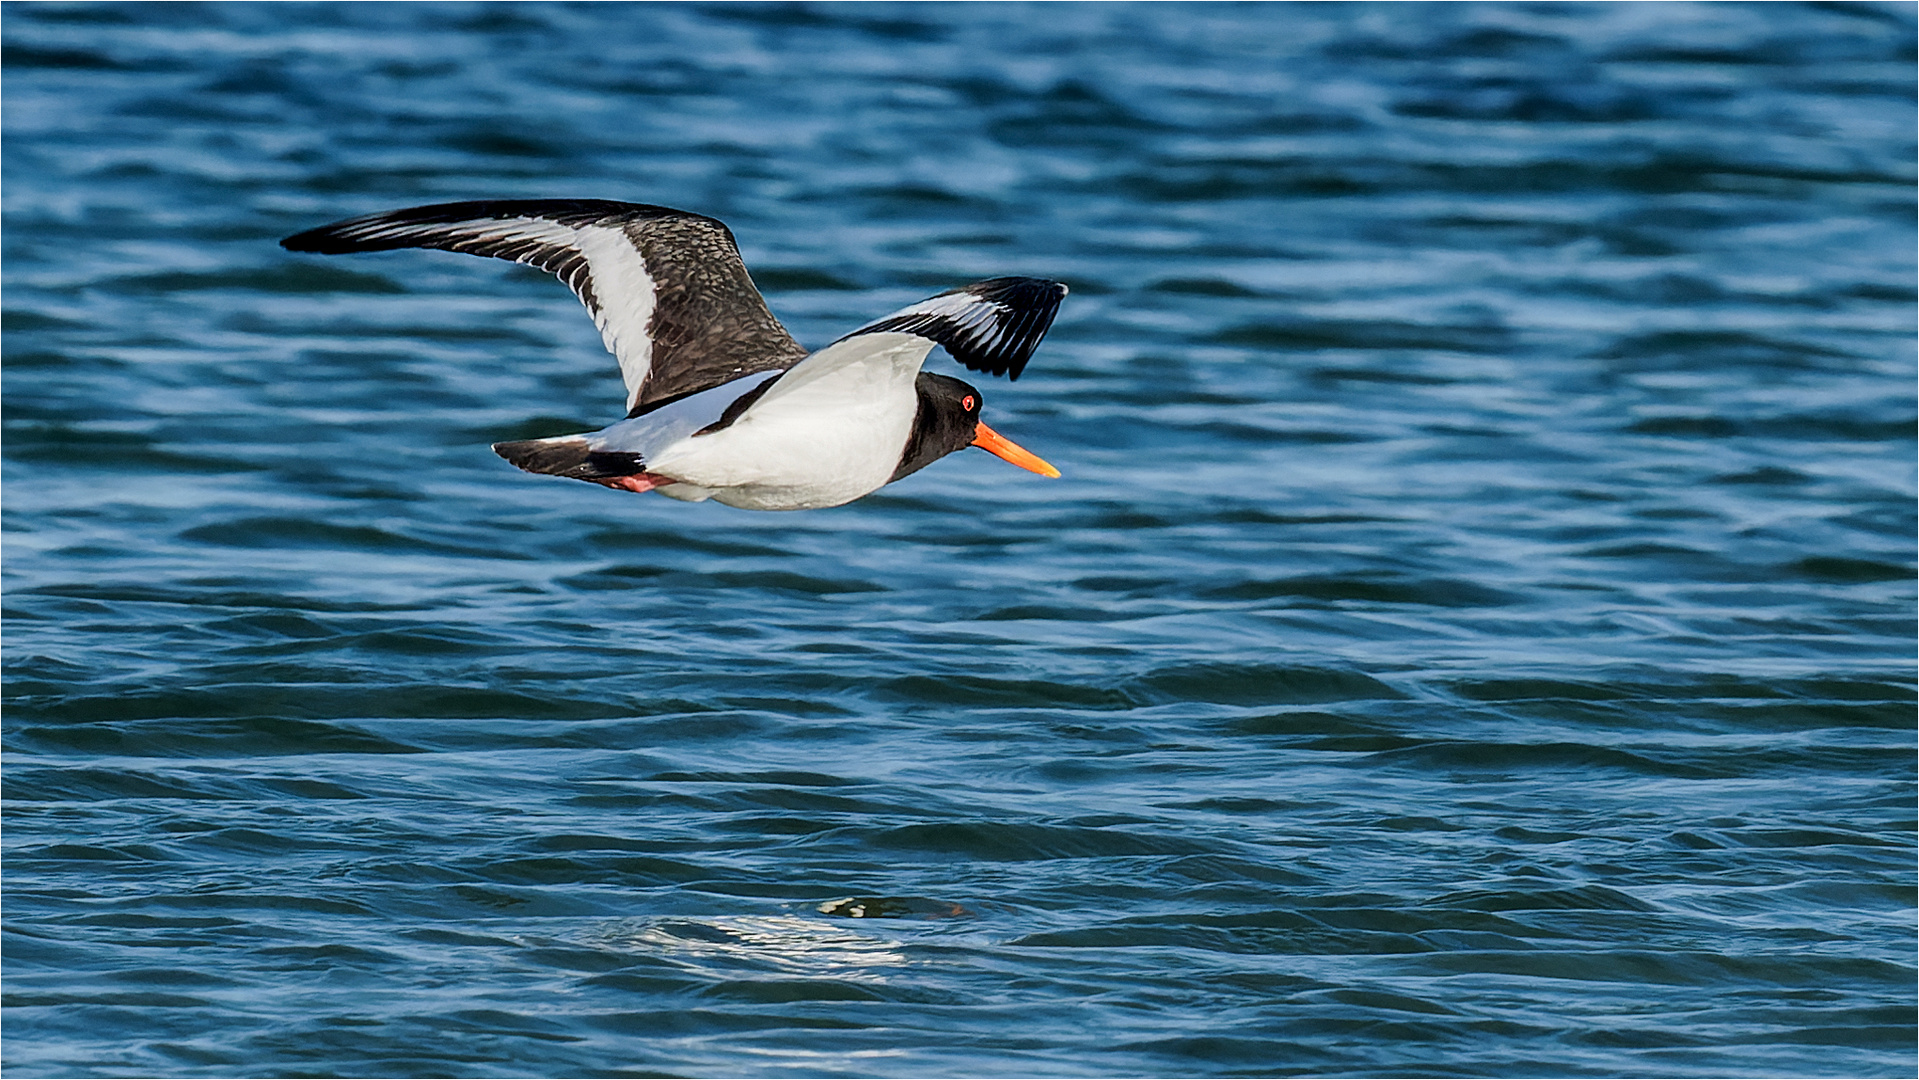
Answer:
top-left (280, 227), bottom-right (347, 254)
top-left (962, 277), bottom-right (1069, 301)
top-left (847, 276), bottom-right (1067, 382)
top-left (279, 212), bottom-right (408, 254)
top-left (953, 277), bottom-right (1067, 381)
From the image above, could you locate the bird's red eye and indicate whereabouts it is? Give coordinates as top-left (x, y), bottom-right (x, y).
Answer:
top-left (962, 395), bottom-right (976, 411)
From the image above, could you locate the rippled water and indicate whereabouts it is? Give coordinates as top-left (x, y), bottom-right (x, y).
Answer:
top-left (4, 3), bottom-right (1915, 1076)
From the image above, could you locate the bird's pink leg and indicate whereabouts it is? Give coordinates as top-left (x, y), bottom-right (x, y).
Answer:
top-left (595, 473), bottom-right (674, 494)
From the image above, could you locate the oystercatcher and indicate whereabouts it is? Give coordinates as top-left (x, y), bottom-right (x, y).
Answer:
top-left (281, 200), bottom-right (1065, 511)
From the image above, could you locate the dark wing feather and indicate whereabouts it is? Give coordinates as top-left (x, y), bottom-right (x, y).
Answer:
top-left (838, 277), bottom-right (1067, 380)
top-left (281, 199), bottom-right (807, 411)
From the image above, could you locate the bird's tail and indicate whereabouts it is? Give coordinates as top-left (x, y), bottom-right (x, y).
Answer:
top-left (492, 436), bottom-right (645, 481)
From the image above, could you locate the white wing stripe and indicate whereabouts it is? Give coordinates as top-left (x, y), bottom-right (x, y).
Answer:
top-left (573, 224), bottom-right (657, 411)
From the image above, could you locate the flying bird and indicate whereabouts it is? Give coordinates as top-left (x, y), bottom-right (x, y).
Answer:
top-left (281, 200), bottom-right (1065, 511)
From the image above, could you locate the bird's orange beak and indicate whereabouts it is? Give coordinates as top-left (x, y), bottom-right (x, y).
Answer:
top-left (971, 421), bottom-right (1060, 478)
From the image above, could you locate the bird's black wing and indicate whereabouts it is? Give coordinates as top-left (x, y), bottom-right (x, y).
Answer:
top-left (836, 276), bottom-right (1067, 381)
top-left (282, 199), bottom-right (809, 412)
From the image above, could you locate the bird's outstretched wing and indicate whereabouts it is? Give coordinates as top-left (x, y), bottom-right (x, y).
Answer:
top-left (281, 199), bottom-right (808, 413)
top-left (838, 277), bottom-right (1067, 380)
top-left (746, 277), bottom-right (1068, 412)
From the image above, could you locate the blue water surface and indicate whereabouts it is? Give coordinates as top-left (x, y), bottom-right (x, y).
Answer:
top-left (4, 2), bottom-right (1915, 1076)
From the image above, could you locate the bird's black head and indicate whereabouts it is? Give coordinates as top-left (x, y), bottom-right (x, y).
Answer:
top-left (890, 372), bottom-right (1058, 484)
top-left (891, 373), bottom-right (982, 483)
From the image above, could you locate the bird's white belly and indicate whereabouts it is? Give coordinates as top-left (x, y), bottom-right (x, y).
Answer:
top-left (649, 383), bottom-right (916, 511)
